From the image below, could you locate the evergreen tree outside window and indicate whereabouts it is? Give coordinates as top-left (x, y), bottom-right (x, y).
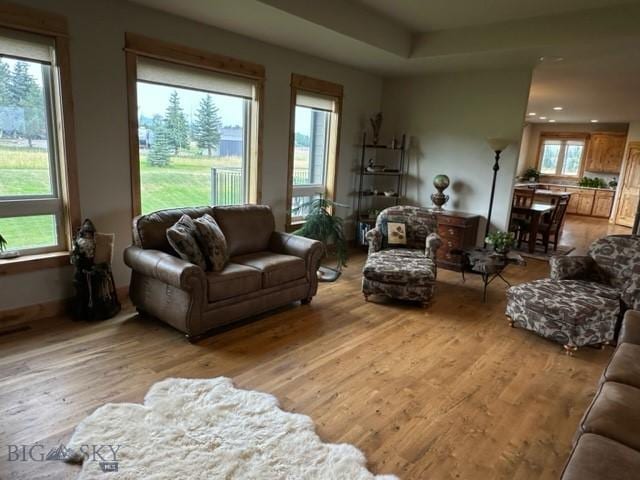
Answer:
top-left (0, 28), bottom-right (68, 255)
top-left (133, 55), bottom-right (259, 214)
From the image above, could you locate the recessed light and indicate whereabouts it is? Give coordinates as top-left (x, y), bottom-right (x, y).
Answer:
top-left (591, 119), bottom-right (599, 123)
top-left (539, 116), bottom-right (547, 120)
top-left (549, 119), bottom-right (556, 123)
top-left (528, 112), bottom-right (536, 116)
top-left (553, 106), bottom-right (563, 111)
top-left (539, 56), bottom-right (565, 62)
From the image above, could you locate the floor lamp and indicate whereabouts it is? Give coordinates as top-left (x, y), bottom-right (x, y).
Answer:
top-left (484, 138), bottom-right (511, 244)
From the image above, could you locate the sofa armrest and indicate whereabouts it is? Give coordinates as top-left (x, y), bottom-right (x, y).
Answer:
top-left (123, 245), bottom-right (206, 291)
top-left (365, 227), bottom-right (382, 254)
top-left (425, 233), bottom-right (442, 260)
top-left (620, 310), bottom-right (640, 345)
top-left (549, 256), bottom-right (597, 281)
top-left (269, 232), bottom-right (324, 268)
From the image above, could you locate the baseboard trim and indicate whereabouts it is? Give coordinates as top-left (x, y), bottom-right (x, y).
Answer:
top-left (0, 285), bottom-right (129, 329)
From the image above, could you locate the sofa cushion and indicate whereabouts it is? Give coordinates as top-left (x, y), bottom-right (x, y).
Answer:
top-left (561, 433), bottom-right (640, 480)
top-left (232, 251), bottom-right (306, 289)
top-left (133, 206), bottom-right (214, 254)
top-left (603, 344), bottom-right (640, 389)
top-left (207, 262), bottom-right (262, 303)
top-left (213, 205), bottom-right (275, 257)
top-left (579, 382), bottom-right (640, 452)
top-left (166, 215), bottom-right (207, 270)
top-left (619, 310), bottom-right (640, 345)
top-left (363, 249), bottom-right (436, 286)
top-left (194, 214), bottom-right (228, 272)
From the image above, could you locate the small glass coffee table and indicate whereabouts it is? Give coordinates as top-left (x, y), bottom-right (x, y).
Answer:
top-left (454, 248), bottom-right (526, 302)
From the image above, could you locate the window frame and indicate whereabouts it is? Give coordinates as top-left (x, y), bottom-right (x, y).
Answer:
top-left (124, 33), bottom-right (265, 218)
top-left (0, 4), bottom-right (80, 274)
top-left (536, 132), bottom-right (589, 178)
top-left (286, 73), bottom-right (343, 229)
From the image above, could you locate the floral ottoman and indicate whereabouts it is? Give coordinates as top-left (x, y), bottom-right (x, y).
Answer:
top-left (506, 278), bottom-right (621, 352)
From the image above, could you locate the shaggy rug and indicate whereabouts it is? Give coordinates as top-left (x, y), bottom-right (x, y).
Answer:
top-left (66, 377), bottom-right (397, 479)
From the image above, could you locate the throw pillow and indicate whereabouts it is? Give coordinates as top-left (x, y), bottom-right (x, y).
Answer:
top-left (166, 214), bottom-right (207, 270)
top-left (387, 222), bottom-right (407, 245)
top-left (194, 214), bottom-right (228, 272)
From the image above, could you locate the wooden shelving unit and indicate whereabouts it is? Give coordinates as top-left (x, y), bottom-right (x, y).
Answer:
top-left (355, 132), bottom-right (407, 247)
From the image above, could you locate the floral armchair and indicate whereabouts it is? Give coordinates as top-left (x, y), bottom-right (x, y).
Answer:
top-left (362, 206), bottom-right (442, 307)
top-left (506, 235), bottom-right (640, 353)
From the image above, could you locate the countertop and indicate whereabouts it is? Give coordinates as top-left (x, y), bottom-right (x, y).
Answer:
top-left (514, 182), bottom-right (616, 192)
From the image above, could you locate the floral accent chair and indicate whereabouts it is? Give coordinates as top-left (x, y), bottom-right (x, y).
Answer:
top-left (505, 235), bottom-right (640, 354)
top-left (362, 206), bottom-right (442, 307)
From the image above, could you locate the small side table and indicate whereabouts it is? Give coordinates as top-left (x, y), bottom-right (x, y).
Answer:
top-left (456, 248), bottom-right (526, 302)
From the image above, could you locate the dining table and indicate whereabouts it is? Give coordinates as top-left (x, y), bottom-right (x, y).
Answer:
top-left (511, 202), bottom-right (555, 253)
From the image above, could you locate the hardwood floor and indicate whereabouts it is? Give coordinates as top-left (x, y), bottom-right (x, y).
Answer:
top-left (0, 216), bottom-right (625, 479)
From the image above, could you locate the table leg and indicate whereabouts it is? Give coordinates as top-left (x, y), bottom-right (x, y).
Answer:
top-left (482, 273), bottom-right (489, 303)
top-left (528, 212), bottom-right (541, 254)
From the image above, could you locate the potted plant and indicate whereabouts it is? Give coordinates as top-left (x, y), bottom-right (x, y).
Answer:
top-left (523, 167), bottom-right (540, 183)
top-left (485, 230), bottom-right (516, 256)
top-left (0, 233), bottom-right (18, 259)
top-left (0, 233), bottom-right (6, 253)
top-left (292, 198), bottom-right (348, 282)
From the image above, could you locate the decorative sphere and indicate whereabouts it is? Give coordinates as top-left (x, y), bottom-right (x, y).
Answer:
top-left (433, 174), bottom-right (450, 190)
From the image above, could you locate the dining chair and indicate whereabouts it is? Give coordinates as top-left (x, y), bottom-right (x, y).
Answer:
top-left (510, 188), bottom-right (536, 247)
top-left (537, 196), bottom-right (569, 253)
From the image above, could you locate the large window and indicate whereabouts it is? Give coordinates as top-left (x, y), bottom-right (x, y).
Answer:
top-left (0, 28), bottom-right (70, 256)
top-left (125, 34), bottom-right (264, 216)
top-left (287, 75), bottom-right (342, 226)
top-left (538, 136), bottom-right (586, 177)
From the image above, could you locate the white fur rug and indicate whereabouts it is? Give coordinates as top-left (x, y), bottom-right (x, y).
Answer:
top-left (67, 377), bottom-right (398, 479)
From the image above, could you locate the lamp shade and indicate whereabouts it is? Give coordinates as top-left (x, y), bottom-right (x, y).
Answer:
top-left (486, 137), bottom-right (511, 152)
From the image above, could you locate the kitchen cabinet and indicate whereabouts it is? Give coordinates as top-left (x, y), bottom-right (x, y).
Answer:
top-left (585, 133), bottom-right (627, 173)
top-left (565, 188), bottom-right (582, 214)
top-left (592, 191), bottom-right (615, 218)
top-left (576, 191), bottom-right (595, 215)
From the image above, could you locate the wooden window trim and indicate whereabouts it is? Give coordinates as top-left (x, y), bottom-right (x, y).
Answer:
top-left (124, 33), bottom-right (265, 218)
top-left (535, 132), bottom-right (590, 179)
top-left (286, 73), bottom-right (343, 229)
top-left (0, 4), bottom-right (80, 275)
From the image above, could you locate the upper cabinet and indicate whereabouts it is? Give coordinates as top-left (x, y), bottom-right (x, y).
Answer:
top-left (584, 132), bottom-right (627, 173)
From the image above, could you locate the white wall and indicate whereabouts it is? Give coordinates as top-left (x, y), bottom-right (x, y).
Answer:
top-left (0, 0), bottom-right (382, 311)
top-left (381, 69), bottom-right (532, 239)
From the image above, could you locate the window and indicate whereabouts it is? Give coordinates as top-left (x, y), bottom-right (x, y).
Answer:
top-left (125, 34), bottom-right (264, 216)
top-left (0, 27), bottom-right (73, 256)
top-left (287, 74), bottom-right (342, 226)
top-left (538, 136), bottom-right (586, 177)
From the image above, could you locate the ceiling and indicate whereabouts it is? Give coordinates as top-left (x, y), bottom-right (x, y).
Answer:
top-left (128, 0), bottom-right (640, 122)
top-left (355, 0), bottom-right (635, 32)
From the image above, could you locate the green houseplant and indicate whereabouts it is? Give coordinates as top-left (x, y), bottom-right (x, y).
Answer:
top-left (292, 198), bottom-right (348, 281)
top-left (523, 167), bottom-right (540, 182)
top-left (485, 230), bottom-right (516, 255)
top-left (0, 233), bottom-right (7, 253)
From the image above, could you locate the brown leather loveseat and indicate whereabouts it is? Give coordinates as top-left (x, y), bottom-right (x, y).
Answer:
top-left (561, 309), bottom-right (640, 479)
top-left (124, 204), bottom-right (323, 340)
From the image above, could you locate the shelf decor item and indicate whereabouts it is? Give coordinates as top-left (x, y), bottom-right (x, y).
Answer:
top-left (292, 198), bottom-right (348, 281)
top-left (431, 174), bottom-right (450, 210)
top-left (369, 112), bottom-right (383, 145)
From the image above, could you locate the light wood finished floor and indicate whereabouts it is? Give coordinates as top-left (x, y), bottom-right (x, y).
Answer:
top-left (0, 217), bottom-right (629, 479)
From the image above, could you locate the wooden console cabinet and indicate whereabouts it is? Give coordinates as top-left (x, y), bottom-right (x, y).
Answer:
top-left (435, 211), bottom-right (480, 271)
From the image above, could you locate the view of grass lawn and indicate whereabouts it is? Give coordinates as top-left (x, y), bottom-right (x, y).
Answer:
top-left (0, 145), bottom-right (312, 252)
